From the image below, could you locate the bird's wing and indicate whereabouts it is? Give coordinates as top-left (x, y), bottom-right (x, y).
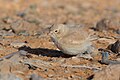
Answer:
top-left (59, 31), bottom-right (89, 46)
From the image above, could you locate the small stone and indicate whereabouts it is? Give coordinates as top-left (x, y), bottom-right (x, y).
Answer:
top-left (95, 18), bottom-right (109, 31)
top-left (18, 30), bottom-right (29, 36)
top-left (30, 74), bottom-right (45, 80)
top-left (17, 12), bottom-right (26, 17)
top-left (2, 16), bottom-right (14, 24)
top-left (0, 73), bottom-right (23, 80)
top-left (116, 58), bottom-right (120, 61)
top-left (116, 29), bottom-right (120, 34)
top-left (48, 74), bottom-right (54, 78)
top-left (10, 42), bottom-right (26, 48)
top-left (107, 39), bottom-right (120, 54)
top-left (0, 30), bottom-right (15, 38)
top-left (71, 57), bottom-right (80, 63)
top-left (93, 64), bottom-right (120, 80)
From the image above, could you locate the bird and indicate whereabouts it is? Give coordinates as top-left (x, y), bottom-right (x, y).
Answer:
top-left (49, 24), bottom-right (95, 59)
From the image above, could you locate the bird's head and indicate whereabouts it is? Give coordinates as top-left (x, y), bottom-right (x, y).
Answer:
top-left (49, 24), bottom-right (69, 39)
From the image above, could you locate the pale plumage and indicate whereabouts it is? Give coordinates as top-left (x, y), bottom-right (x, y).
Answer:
top-left (49, 24), bottom-right (94, 56)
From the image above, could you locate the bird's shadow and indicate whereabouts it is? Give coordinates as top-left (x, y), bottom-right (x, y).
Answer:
top-left (18, 46), bottom-right (73, 58)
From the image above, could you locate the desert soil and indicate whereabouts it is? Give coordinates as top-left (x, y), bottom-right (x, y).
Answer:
top-left (0, 0), bottom-right (120, 80)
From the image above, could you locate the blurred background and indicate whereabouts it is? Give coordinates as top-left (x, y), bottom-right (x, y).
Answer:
top-left (1, 0), bottom-right (120, 24)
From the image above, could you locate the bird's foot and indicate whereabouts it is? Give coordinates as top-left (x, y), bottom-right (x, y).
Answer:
top-left (76, 53), bottom-right (93, 60)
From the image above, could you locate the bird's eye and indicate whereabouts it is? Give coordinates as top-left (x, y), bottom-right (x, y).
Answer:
top-left (55, 30), bottom-right (58, 32)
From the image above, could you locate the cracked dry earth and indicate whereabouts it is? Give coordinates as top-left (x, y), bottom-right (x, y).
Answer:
top-left (0, 0), bottom-right (120, 80)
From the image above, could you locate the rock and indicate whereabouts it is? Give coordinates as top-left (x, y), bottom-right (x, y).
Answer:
top-left (95, 17), bottom-right (120, 32)
top-left (95, 18), bottom-right (110, 31)
top-left (0, 73), bottom-right (22, 80)
top-left (30, 74), bottom-right (45, 80)
top-left (10, 19), bottom-right (42, 35)
top-left (116, 29), bottom-right (120, 34)
top-left (107, 39), bottom-right (120, 54)
top-left (71, 57), bottom-right (81, 63)
top-left (0, 60), bottom-right (29, 73)
top-left (93, 64), bottom-right (120, 80)
top-left (2, 16), bottom-right (14, 24)
top-left (0, 50), bottom-right (29, 80)
top-left (10, 41), bottom-right (26, 48)
top-left (0, 30), bottom-right (15, 38)
top-left (18, 30), bottom-right (29, 36)
top-left (23, 14), bottom-right (42, 25)
top-left (0, 51), bottom-right (29, 72)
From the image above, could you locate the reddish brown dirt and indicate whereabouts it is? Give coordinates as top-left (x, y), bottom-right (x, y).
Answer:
top-left (0, 0), bottom-right (120, 80)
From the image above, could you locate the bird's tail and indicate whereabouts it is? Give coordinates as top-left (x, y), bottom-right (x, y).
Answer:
top-left (87, 34), bottom-right (99, 41)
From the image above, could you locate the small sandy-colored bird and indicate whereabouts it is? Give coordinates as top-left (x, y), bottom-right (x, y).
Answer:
top-left (49, 24), bottom-right (94, 58)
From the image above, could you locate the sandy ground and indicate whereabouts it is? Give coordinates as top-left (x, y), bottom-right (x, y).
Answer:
top-left (0, 0), bottom-right (119, 80)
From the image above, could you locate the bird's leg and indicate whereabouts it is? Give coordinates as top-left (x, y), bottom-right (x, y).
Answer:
top-left (75, 46), bottom-right (94, 59)
top-left (76, 51), bottom-right (93, 60)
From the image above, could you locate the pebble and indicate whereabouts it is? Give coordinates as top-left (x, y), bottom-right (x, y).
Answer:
top-left (0, 30), bottom-right (15, 38)
top-left (93, 64), bottom-right (120, 80)
top-left (30, 74), bottom-right (45, 80)
top-left (71, 57), bottom-right (81, 63)
top-left (95, 18), bottom-right (109, 31)
top-left (0, 73), bottom-right (22, 80)
top-left (2, 16), bottom-right (14, 24)
top-left (18, 30), bottom-right (29, 36)
top-left (116, 29), bottom-right (120, 34)
top-left (10, 42), bottom-right (26, 48)
top-left (107, 39), bottom-right (120, 53)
